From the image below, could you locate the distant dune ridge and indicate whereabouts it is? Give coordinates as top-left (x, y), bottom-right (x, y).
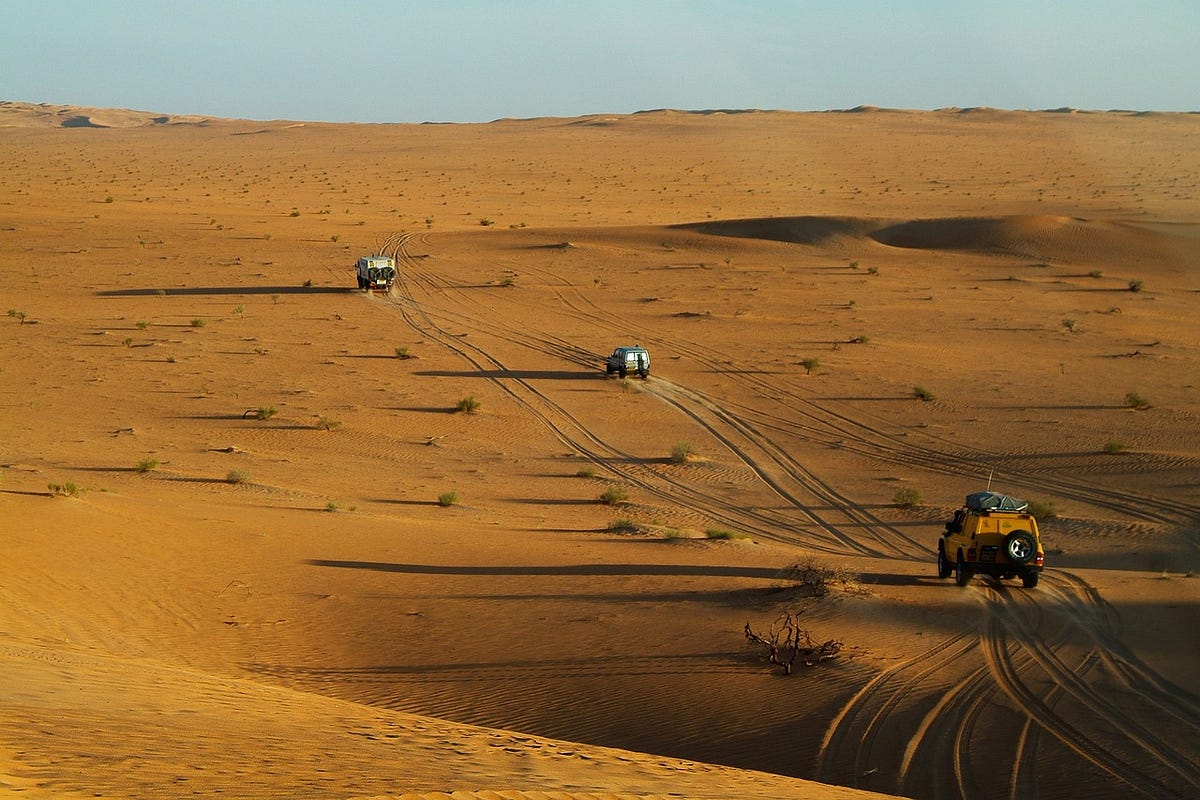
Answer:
top-left (2, 99), bottom-right (1198, 800)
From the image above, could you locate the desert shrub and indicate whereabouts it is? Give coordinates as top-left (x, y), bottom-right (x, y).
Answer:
top-left (437, 491), bottom-right (458, 507)
top-left (105, 196), bottom-right (114, 203)
top-left (225, 469), bottom-right (251, 485)
top-left (245, 406), bottom-right (277, 420)
top-left (1088, 269), bottom-right (1103, 278)
top-left (455, 396), bottom-right (481, 414)
top-left (1061, 318), bottom-right (1077, 332)
top-left (394, 345), bottom-right (411, 359)
top-left (122, 337), bottom-right (133, 348)
top-left (607, 518), bottom-right (638, 533)
top-left (479, 217), bottom-right (495, 227)
top-left (893, 488), bottom-right (922, 508)
top-left (1124, 391), bottom-right (1151, 410)
top-left (706, 528), bottom-right (749, 541)
top-left (847, 335), bottom-right (870, 344)
top-left (801, 357), bottom-right (820, 375)
top-left (289, 209), bottom-right (301, 217)
top-left (48, 482), bottom-right (80, 497)
top-left (913, 386), bottom-right (935, 402)
top-left (325, 501), bottom-right (340, 512)
top-left (1128, 278), bottom-right (1144, 293)
top-left (315, 416), bottom-right (341, 431)
top-left (233, 304), bottom-right (245, 318)
top-left (302, 279), bottom-right (313, 288)
top-left (867, 266), bottom-right (879, 276)
top-left (575, 466), bottom-right (597, 478)
top-left (1026, 498), bottom-right (1057, 519)
top-left (669, 442), bottom-right (694, 464)
top-left (498, 276), bottom-right (516, 287)
top-left (136, 320), bottom-right (149, 330)
top-left (1103, 440), bottom-right (1127, 454)
top-left (134, 457), bottom-right (159, 473)
top-left (600, 485), bottom-right (628, 505)
top-left (778, 557), bottom-right (859, 597)
top-left (190, 318), bottom-right (205, 328)
top-left (744, 611), bottom-right (843, 675)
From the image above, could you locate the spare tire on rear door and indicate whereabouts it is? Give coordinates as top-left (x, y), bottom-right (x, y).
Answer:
top-left (1004, 530), bottom-right (1036, 564)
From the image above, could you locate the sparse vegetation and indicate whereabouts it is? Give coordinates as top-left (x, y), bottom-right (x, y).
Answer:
top-left (575, 466), bottom-right (597, 479)
top-left (669, 441), bottom-right (694, 464)
top-left (455, 395), bottom-right (481, 414)
top-left (607, 518), bottom-right (638, 533)
top-left (134, 457), bottom-right (159, 473)
top-left (913, 386), bottom-right (935, 402)
top-left (190, 317), bottom-right (205, 328)
top-left (8, 309), bottom-right (28, 324)
top-left (1103, 440), bottom-right (1127, 454)
top-left (394, 345), bottom-right (411, 359)
top-left (1061, 318), bottom-right (1077, 333)
top-left (866, 265), bottom-right (879, 276)
top-left (325, 501), bottom-right (340, 512)
top-left (315, 415), bottom-right (342, 431)
top-left (893, 488), bottom-right (922, 508)
top-left (1088, 269), bottom-right (1103, 278)
top-left (1026, 498), bottom-right (1057, 519)
top-left (498, 276), bottom-right (516, 287)
top-left (1124, 391), bottom-right (1151, 410)
top-left (1128, 278), bottom-right (1144, 293)
top-left (479, 217), bottom-right (495, 227)
top-left (600, 485), bottom-right (629, 505)
top-left (706, 528), bottom-right (749, 541)
top-left (744, 611), bottom-right (843, 675)
top-left (244, 406), bottom-right (278, 420)
top-left (48, 481), bottom-right (80, 497)
top-left (225, 469), bottom-right (251, 485)
top-left (437, 491), bottom-right (458, 507)
top-left (778, 557), bottom-right (860, 597)
top-left (801, 357), bottom-right (820, 375)
top-left (847, 335), bottom-right (870, 344)
top-left (136, 320), bottom-right (150, 330)
top-left (122, 337), bottom-right (134, 348)
top-left (302, 279), bottom-right (313, 288)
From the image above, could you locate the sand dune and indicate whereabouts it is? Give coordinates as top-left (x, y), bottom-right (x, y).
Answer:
top-left (2, 103), bottom-right (1198, 799)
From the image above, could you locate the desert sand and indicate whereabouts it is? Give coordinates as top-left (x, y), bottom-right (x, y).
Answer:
top-left (1, 100), bottom-right (1198, 799)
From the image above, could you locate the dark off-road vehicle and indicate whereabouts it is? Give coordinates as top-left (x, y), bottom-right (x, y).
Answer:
top-left (938, 491), bottom-right (1045, 588)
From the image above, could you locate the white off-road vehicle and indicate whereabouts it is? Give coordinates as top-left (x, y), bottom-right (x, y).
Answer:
top-left (605, 346), bottom-right (650, 378)
top-left (356, 255), bottom-right (396, 291)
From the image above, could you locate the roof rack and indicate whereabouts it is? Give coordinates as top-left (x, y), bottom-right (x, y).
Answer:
top-left (965, 491), bottom-right (1028, 512)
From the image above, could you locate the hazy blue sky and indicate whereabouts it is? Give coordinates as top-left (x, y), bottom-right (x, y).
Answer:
top-left (4, 1), bottom-right (1197, 122)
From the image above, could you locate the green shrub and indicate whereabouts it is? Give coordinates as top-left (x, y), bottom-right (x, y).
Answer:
top-left (913, 386), bottom-right (935, 402)
top-left (801, 357), bottom-right (820, 375)
top-left (892, 488), bottom-right (922, 508)
top-left (607, 518), bottom-right (638, 533)
top-left (1102, 440), bottom-right (1127, 454)
top-left (245, 406), bottom-right (277, 420)
top-left (136, 320), bottom-right (150, 331)
top-left (134, 457), bottom-right (159, 473)
top-left (669, 442), bottom-right (694, 464)
top-left (455, 396), bottom-right (481, 414)
top-left (1128, 278), bottom-right (1144, 293)
top-left (190, 318), bottom-right (205, 328)
top-left (1026, 498), bottom-right (1057, 519)
top-left (394, 345), bottom-right (411, 359)
top-left (1124, 391), bottom-right (1150, 410)
top-left (600, 485), bottom-right (628, 505)
top-left (325, 501), bottom-right (340, 512)
top-left (315, 416), bottom-right (341, 431)
top-left (706, 528), bottom-right (748, 540)
top-left (1061, 318), bottom-right (1077, 332)
top-left (575, 466), bottom-right (597, 479)
top-left (48, 481), bottom-right (80, 497)
top-left (226, 469), bottom-right (251, 485)
top-left (437, 491), bottom-right (458, 507)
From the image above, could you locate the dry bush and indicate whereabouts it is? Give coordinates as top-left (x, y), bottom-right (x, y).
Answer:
top-left (744, 611), bottom-right (843, 675)
top-left (778, 557), bottom-right (860, 597)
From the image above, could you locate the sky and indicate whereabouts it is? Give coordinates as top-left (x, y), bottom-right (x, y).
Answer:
top-left (3, 1), bottom-right (1198, 123)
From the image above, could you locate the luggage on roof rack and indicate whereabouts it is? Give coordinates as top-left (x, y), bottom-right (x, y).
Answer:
top-left (965, 491), bottom-right (1028, 512)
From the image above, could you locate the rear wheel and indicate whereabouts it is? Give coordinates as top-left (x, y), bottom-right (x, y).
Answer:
top-left (937, 543), bottom-right (952, 579)
top-left (1022, 571), bottom-right (1040, 589)
top-left (954, 552), bottom-right (970, 587)
top-left (618, 367), bottom-right (627, 378)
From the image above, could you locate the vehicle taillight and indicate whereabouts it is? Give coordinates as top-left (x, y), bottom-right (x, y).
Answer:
top-left (1035, 553), bottom-right (1044, 566)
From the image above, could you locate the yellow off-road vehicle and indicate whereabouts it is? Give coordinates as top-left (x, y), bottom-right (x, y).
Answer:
top-left (938, 491), bottom-right (1044, 588)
